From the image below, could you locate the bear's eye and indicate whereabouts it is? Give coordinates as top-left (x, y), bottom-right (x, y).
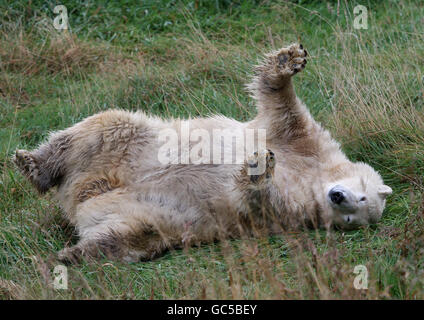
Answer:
top-left (360, 196), bottom-right (367, 202)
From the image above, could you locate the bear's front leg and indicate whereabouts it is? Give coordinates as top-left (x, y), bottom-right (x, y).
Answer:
top-left (237, 149), bottom-right (279, 206)
top-left (236, 149), bottom-right (286, 234)
top-left (251, 43), bottom-right (307, 92)
top-left (248, 44), bottom-right (312, 145)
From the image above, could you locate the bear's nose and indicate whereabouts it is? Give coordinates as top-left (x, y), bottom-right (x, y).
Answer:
top-left (329, 190), bottom-right (345, 204)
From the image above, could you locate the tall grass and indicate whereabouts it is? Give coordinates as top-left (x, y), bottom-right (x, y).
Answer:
top-left (0, 0), bottom-right (423, 299)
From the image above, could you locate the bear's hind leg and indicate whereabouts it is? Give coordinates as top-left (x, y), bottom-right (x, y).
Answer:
top-left (14, 149), bottom-right (56, 193)
top-left (13, 129), bottom-right (72, 193)
top-left (57, 228), bottom-right (169, 264)
top-left (57, 191), bottom-right (176, 263)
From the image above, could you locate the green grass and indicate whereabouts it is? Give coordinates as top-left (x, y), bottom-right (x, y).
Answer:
top-left (0, 0), bottom-right (423, 299)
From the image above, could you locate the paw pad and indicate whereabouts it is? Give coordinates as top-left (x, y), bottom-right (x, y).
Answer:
top-left (275, 43), bottom-right (308, 76)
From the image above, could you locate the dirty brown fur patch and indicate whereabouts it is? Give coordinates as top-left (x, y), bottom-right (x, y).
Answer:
top-left (75, 171), bottom-right (124, 202)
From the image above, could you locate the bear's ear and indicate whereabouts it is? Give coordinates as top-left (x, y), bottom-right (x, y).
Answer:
top-left (378, 185), bottom-right (392, 199)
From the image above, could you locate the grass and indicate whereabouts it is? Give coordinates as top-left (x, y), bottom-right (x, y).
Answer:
top-left (0, 0), bottom-right (423, 299)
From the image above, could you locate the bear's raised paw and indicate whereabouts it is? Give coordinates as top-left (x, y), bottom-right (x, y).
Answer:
top-left (274, 43), bottom-right (308, 76)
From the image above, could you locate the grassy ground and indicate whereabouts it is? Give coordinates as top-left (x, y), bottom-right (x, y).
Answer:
top-left (0, 0), bottom-right (423, 299)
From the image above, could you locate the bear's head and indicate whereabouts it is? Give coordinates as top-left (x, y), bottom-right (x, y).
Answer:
top-left (325, 162), bottom-right (392, 230)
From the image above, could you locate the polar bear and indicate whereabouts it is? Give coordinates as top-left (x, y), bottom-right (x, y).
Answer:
top-left (14, 44), bottom-right (392, 263)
